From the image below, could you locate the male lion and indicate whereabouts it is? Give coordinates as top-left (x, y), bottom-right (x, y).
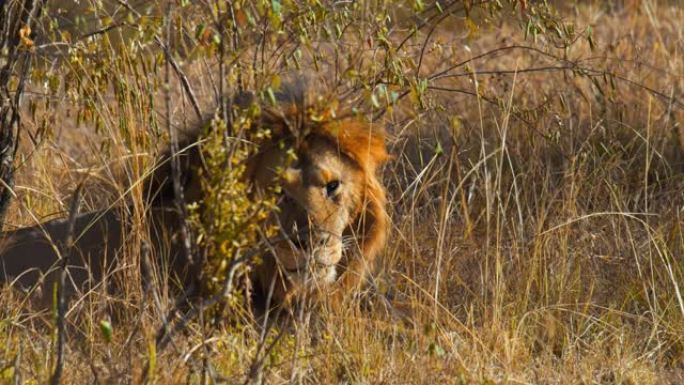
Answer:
top-left (0, 84), bottom-right (389, 313)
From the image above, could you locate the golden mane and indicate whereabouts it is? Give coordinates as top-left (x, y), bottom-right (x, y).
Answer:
top-left (144, 83), bottom-right (390, 307)
top-left (305, 119), bottom-right (389, 301)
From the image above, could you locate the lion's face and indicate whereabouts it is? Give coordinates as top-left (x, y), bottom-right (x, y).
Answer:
top-left (254, 134), bottom-right (364, 291)
top-left (248, 114), bottom-right (388, 306)
top-left (275, 136), bottom-right (364, 287)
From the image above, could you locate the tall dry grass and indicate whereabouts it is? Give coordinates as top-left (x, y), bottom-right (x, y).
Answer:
top-left (1, 0), bottom-right (683, 384)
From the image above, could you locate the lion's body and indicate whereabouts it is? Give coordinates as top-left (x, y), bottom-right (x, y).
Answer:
top-left (0, 207), bottom-right (189, 310)
top-left (0, 84), bottom-right (389, 312)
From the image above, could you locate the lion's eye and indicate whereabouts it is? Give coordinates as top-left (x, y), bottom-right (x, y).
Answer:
top-left (325, 180), bottom-right (340, 197)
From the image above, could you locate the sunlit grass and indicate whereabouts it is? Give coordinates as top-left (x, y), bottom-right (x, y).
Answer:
top-left (1, 1), bottom-right (683, 384)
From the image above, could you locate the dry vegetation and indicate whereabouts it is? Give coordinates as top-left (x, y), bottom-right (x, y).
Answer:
top-left (1, 0), bottom-right (684, 384)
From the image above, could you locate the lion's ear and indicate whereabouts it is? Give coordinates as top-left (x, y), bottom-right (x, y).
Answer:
top-left (325, 120), bottom-right (388, 174)
top-left (371, 133), bottom-right (389, 166)
top-left (363, 130), bottom-right (389, 175)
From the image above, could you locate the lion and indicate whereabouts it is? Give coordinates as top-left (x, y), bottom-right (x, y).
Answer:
top-left (0, 84), bottom-right (389, 314)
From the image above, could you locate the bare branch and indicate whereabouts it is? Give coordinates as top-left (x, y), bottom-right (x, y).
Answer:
top-left (155, 36), bottom-right (203, 122)
top-left (0, 0), bottom-right (45, 227)
top-left (50, 183), bottom-right (84, 385)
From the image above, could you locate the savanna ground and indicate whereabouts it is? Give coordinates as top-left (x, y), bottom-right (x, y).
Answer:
top-left (1, 0), bottom-right (684, 384)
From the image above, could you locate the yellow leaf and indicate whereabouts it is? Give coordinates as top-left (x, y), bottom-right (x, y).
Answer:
top-left (19, 25), bottom-right (33, 48)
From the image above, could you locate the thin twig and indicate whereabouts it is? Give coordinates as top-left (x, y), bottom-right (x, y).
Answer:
top-left (160, 1), bottom-right (197, 285)
top-left (415, 10), bottom-right (451, 78)
top-left (155, 35), bottom-right (203, 122)
top-left (12, 347), bottom-right (21, 385)
top-left (140, 247), bottom-right (259, 384)
top-left (79, 22), bottom-right (127, 40)
top-left (244, 324), bottom-right (288, 385)
top-left (155, 250), bottom-right (254, 351)
top-left (50, 183), bottom-right (84, 385)
top-left (394, 0), bottom-right (479, 53)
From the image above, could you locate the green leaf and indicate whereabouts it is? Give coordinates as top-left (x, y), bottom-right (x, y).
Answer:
top-left (266, 87), bottom-right (277, 106)
top-left (428, 341), bottom-right (446, 357)
top-left (99, 320), bottom-right (113, 343)
top-left (271, 0), bottom-right (282, 16)
top-left (586, 26), bottom-right (595, 51)
top-left (195, 23), bottom-right (206, 41)
top-left (434, 140), bottom-right (443, 156)
top-left (370, 93), bottom-right (380, 108)
top-left (389, 90), bottom-right (399, 104)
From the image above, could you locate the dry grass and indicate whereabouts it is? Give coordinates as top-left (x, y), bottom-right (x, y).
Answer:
top-left (2, 1), bottom-right (684, 384)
